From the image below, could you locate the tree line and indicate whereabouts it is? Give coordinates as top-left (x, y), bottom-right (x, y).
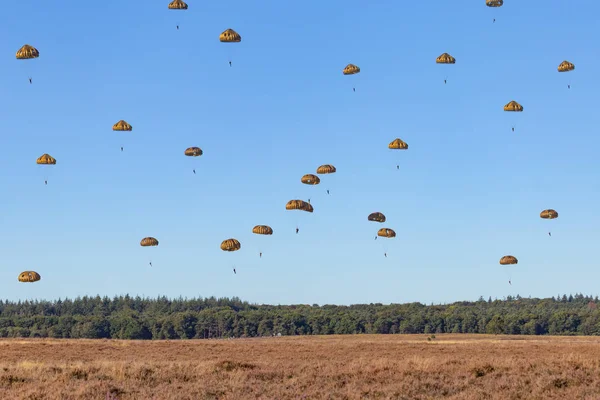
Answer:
top-left (0, 293), bottom-right (598, 339)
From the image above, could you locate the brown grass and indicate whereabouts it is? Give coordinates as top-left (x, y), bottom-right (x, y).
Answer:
top-left (1, 334), bottom-right (600, 399)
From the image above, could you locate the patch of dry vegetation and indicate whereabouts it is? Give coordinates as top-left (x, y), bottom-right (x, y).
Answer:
top-left (1, 335), bottom-right (600, 399)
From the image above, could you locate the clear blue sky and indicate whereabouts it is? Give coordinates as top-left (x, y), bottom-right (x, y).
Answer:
top-left (1, 1), bottom-right (599, 306)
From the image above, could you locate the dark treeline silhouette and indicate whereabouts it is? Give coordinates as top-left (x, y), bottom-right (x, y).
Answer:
top-left (0, 294), bottom-right (598, 339)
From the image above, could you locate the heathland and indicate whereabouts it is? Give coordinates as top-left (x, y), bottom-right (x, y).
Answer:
top-left (2, 335), bottom-right (600, 399)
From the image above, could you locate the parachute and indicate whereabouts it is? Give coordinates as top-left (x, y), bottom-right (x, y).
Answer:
top-left (503, 101), bottom-right (523, 132)
top-left (436, 53), bottom-right (455, 64)
top-left (36, 154), bottom-right (56, 184)
top-left (316, 164), bottom-right (336, 174)
top-left (16, 45), bottom-right (39, 83)
top-left (486, 0), bottom-right (503, 6)
top-left (184, 147), bottom-right (203, 157)
top-left (252, 225), bottom-right (273, 235)
top-left (540, 209), bottom-right (559, 219)
top-left (220, 29), bottom-right (241, 42)
top-left (113, 120), bottom-right (132, 131)
top-left (503, 101), bottom-right (523, 112)
top-left (36, 154), bottom-right (56, 165)
top-left (499, 255), bottom-right (518, 265)
top-left (343, 64), bottom-right (360, 75)
top-left (140, 237), bottom-right (159, 247)
top-left (377, 228), bottom-right (396, 238)
top-left (389, 138), bottom-right (408, 150)
top-left (16, 45), bottom-right (39, 59)
top-left (286, 200), bottom-right (314, 213)
top-left (557, 61), bottom-right (575, 72)
top-left (221, 238), bottom-right (241, 251)
top-left (368, 212), bottom-right (386, 223)
top-left (301, 174), bottom-right (320, 185)
top-left (18, 271), bottom-right (41, 283)
top-left (168, 0), bottom-right (188, 9)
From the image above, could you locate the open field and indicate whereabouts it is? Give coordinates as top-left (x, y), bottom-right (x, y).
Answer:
top-left (2, 335), bottom-right (600, 399)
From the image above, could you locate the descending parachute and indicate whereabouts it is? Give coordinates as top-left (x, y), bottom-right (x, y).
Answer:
top-left (184, 147), bottom-right (203, 157)
top-left (252, 225), bottom-right (273, 235)
top-left (16, 44), bottom-right (39, 59)
top-left (343, 64), bottom-right (360, 75)
top-left (499, 255), bottom-right (518, 284)
top-left (36, 154), bottom-right (56, 185)
top-left (286, 200), bottom-right (313, 234)
top-left (301, 174), bottom-right (320, 185)
top-left (376, 228), bottom-right (396, 257)
top-left (36, 154), bottom-right (56, 165)
top-left (140, 237), bottom-right (159, 246)
top-left (113, 120), bottom-right (132, 131)
top-left (485, 0), bottom-right (503, 23)
top-left (557, 61), bottom-right (575, 89)
top-left (377, 228), bottom-right (396, 238)
top-left (168, 0), bottom-right (187, 9)
top-left (184, 147), bottom-right (203, 174)
top-left (503, 101), bottom-right (523, 132)
top-left (343, 64), bottom-right (360, 92)
top-left (503, 101), bottom-right (523, 112)
top-left (221, 238), bottom-right (241, 274)
top-left (252, 225), bottom-right (273, 258)
top-left (436, 53), bottom-right (455, 84)
top-left (540, 209), bottom-right (559, 237)
top-left (113, 120), bottom-right (133, 152)
top-left (220, 29), bottom-right (241, 66)
top-left (436, 53), bottom-right (455, 64)
top-left (140, 237), bottom-right (159, 267)
top-left (221, 238), bottom-right (241, 251)
top-left (558, 61), bottom-right (575, 72)
top-left (499, 255), bottom-right (518, 265)
top-left (16, 44), bottom-right (39, 84)
top-left (389, 138), bottom-right (408, 170)
top-left (316, 164), bottom-right (336, 195)
top-left (168, 0), bottom-right (188, 30)
top-left (316, 164), bottom-right (336, 174)
top-left (368, 212), bottom-right (386, 223)
top-left (18, 271), bottom-right (41, 283)
top-left (286, 200), bottom-right (313, 212)
top-left (540, 209), bottom-right (559, 219)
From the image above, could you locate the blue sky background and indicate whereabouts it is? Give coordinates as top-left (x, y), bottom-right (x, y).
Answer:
top-left (1, 1), bottom-right (599, 305)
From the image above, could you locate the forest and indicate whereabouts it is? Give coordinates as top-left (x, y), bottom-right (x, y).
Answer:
top-left (0, 294), bottom-right (597, 340)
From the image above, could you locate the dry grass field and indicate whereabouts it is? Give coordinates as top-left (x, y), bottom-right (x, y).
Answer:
top-left (1, 334), bottom-right (600, 399)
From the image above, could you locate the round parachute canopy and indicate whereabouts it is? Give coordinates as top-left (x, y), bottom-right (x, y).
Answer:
top-left (388, 138), bottom-right (408, 150)
top-left (184, 147), bottom-right (203, 157)
top-left (252, 225), bottom-right (273, 235)
top-left (220, 29), bottom-right (241, 42)
top-left (558, 61), bottom-right (575, 72)
top-left (316, 164), bottom-right (336, 174)
top-left (16, 44), bottom-right (39, 60)
top-left (221, 238), bottom-right (241, 251)
top-left (368, 212), bottom-right (386, 223)
top-left (286, 199), bottom-right (314, 213)
top-left (436, 53), bottom-right (455, 64)
top-left (113, 120), bottom-right (132, 131)
top-left (377, 228), bottom-right (396, 238)
top-left (301, 174), bottom-right (320, 185)
top-left (343, 64), bottom-right (360, 75)
top-left (140, 237), bottom-right (159, 247)
top-left (499, 255), bottom-right (518, 265)
top-left (503, 101), bottom-right (523, 112)
top-left (36, 154), bottom-right (56, 165)
top-left (18, 271), bottom-right (41, 283)
top-left (486, 0), bottom-right (503, 7)
top-left (168, 0), bottom-right (188, 9)
top-left (540, 209), bottom-right (559, 219)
